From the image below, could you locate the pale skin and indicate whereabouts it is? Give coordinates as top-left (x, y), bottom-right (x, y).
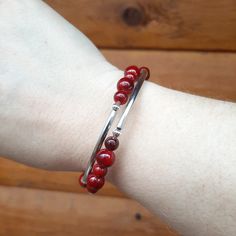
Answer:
top-left (0, 1), bottom-right (236, 235)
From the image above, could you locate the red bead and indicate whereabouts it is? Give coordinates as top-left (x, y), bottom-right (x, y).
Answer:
top-left (139, 66), bottom-right (150, 80)
top-left (78, 173), bottom-right (86, 188)
top-left (105, 136), bottom-right (119, 151)
top-left (87, 174), bottom-right (105, 193)
top-left (125, 65), bottom-right (140, 78)
top-left (125, 73), bottom-right (136, 82)
top-left (117, 77), bottom-right (134, 94)
top-left (92, 163), bottom-right (107, 177)
top-left (96, 149), bottom-right (115, 167)
top-left (87, 186), bottom-right (98, 194)
top-left (114, 91), bottom-right (128, 105)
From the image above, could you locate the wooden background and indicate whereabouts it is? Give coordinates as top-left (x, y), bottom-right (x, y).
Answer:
top-left (1, 0), bottom-right (236, 235)
top-left (43, 0), bottom-right (236, 101)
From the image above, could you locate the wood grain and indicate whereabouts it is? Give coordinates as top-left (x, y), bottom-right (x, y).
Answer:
top-left (103, 49), bottom-right (236, 102)
top-left (45, 0), bottom-right (236, 51)
top-left (0, 158), bottom-right (124, 198)
top-left (0, 186), bottom-right (178, 236)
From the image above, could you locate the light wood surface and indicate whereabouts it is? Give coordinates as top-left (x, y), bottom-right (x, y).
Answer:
top-left (45, 0), bottom-right (236, 51)
top-left (104, 49), bottom-right (236, 102)
top-left (0, 158), bottom-right (124, 198)
top-left (0, 186), bottom-right (177, 236)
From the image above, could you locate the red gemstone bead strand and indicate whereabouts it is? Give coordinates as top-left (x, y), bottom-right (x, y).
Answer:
top-left (113, 65), bottom-right (140, 105)
top-left (79, 65), bottom-right (150, 193)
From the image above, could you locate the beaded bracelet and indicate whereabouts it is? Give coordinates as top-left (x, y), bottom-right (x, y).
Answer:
top-left (79, 65), bottom-right (150, 193)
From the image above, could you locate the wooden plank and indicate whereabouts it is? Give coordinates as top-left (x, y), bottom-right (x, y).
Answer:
top-left (0, 186), bottom-right (178, 236)
top-left (0, 158), bottom-right (124, 198)
top-left (45, 0), bottom-right (236, 51)
top-left (103, 49), bottom-right (236, 102)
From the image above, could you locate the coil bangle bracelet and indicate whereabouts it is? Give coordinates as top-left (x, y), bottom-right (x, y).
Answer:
top-left (79, 65), bottom-right (150, 193)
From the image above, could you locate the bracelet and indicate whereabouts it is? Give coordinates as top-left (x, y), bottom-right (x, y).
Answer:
top-left (79, 65), bottom-right (150, 193)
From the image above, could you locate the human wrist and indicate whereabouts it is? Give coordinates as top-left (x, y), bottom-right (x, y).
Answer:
top-left (78, 65), bottom-right (153, 192)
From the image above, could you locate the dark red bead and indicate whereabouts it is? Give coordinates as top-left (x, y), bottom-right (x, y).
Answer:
top-left (139, 66), bottom-right (150, 80)
top-left (96, 149), bottom-right (115, 167)
top-left (78, 173), bottom-right (86, 188)
top-left (105, 136), bottom-right (119, 151)
top-left (92, 163), bottom-right (107, 177)
top-left (125, 65), bottom-right (139, 78)
top-left (87, 186), bottom-right (98, 194)
top-left (125, 73), bottom-right (136, 82)
top-left (117, 77), bottom-right (134, 94)
top-left (87, 174), bottom-right (105, 193)
top-left (114, 91), bottom-right (128, 105)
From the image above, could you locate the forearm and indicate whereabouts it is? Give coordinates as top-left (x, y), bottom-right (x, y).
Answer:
top-left (109, 82), bottom-right (236, 235)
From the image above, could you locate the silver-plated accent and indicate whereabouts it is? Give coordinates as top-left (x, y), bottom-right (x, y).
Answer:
top-left (81, 102), bottom-right (120, 184)
top-left (81, 68), bottom-right (149, 185)
top-left (112, 129), bottom-right (121, 137)
top-left (112, 103), bottom-right (120, 111)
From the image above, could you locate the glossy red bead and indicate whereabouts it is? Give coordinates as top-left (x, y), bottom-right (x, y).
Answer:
top-left (125, 73), bottom-right (136, 82)
top-left (114, 91), bottom-right (128, 105)
top-left (139, 66), bottom-right (150, 80)
top-left (87, 174), bottom-right (105, 193)
top-left (78, 173), bottom-right (86, 188)
top-left (87, 186), bottom-right (98, 194)
top-left (105, 136), bottom-right (119, 151)
top-left (117, 77), bottom-right (134, 94)
top-left (96, 149), bottom-right (115, 167)
top-left (125, 65), bottom-right (140, 78)
top-left (92, 163), bottom-right (107, 177)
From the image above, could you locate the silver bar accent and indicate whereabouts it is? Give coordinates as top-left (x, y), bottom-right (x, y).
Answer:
top-left (81, 67), bottom-right (149, 185)
top-left (81, 102), bottom-right (120, 184)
